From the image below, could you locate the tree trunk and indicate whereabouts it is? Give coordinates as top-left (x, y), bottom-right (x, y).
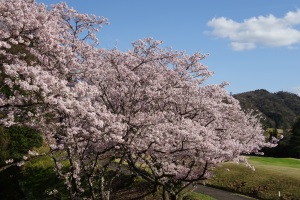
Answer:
top-left (162, 187), bottom-right (178, 200)
top-left (162, 187), bottom-right (168, 200)
top-left (100, 176), bottom-right (110, 200)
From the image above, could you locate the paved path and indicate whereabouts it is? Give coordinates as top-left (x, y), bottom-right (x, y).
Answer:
top-left (194, 185), bottom-right (257, 200)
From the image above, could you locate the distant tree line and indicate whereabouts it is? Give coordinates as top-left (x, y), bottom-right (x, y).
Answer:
top-left (234, 89), bottom-right (300, 158)
top-left (234, 89), bottom-right (300, 129)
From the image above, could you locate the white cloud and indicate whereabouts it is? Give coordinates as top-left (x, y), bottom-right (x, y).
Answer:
top-left (231, 42), bottom-right (256, 51)
top-left (207, 9), bottom-right (300, 51)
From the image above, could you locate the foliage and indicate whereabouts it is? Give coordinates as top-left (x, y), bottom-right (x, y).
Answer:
top-left (290, 117), bottom-right (300, 158)
top-left (234, 90), bottom-right (300, 158)
top-left (0, 127), bottom-right (10, 164)
top-left (0, 1), bottom-right (274, 199)
top-left (0, 126), bottom-right (43, 165)
top-left (234, 89), bottom-right (300, 129)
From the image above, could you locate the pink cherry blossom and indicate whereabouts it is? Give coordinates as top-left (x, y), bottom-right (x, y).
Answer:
top-left (0, 1), bottom-right (275, 199)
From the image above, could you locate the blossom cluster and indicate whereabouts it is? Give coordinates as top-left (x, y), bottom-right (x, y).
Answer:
top-left (0, 0), bottom-right (275, 199)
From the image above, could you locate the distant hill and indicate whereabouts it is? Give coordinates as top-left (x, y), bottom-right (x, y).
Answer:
top-left (233, 89), bottom-right (300, 129)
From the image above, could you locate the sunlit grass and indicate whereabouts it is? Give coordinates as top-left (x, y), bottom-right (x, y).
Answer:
top-left (249, 156), bottom-right (300, 168)
top-left (207, 156), bottom-right (300, 200)
top-left (183, 192), bottom-right (216, 200)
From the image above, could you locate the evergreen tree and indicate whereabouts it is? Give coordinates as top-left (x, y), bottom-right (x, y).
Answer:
top-left (290, 117), bottom-right (300, 158)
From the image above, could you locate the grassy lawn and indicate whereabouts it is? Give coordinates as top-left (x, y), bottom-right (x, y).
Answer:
top-left (207, 156), bottom-right (300, 200)
top-left (249, 156), bottom-right (300, 179)
top-left (183, 192), bottom-right (216, 200)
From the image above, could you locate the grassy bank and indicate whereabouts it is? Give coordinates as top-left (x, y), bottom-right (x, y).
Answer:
top-left (207, 156), bottom-right (300, 200)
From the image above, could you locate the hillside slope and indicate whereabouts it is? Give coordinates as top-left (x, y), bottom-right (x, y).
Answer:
top-left (233, 89), bottom-right (300, 129)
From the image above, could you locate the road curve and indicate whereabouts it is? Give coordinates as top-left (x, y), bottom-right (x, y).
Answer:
top-left (194, 185), bottom-right (257, 200)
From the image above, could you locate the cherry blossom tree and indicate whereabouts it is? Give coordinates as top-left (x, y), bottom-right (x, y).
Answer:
top-left (0, 1), bottom-right (123, 199)
top-left (0, 1), bottom-right (275, 200)
top-left (85, 38), bottom-right (274, 199)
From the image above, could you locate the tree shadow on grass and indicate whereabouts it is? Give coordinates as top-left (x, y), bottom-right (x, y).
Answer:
top-left (0, 166), bottom-right (26, 200)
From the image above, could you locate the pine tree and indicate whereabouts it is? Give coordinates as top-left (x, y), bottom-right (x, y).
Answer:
top-left (290, 117), bottom-right (300, 158)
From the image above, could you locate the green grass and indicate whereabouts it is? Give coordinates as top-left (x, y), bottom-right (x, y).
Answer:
top-left (249, 156), bottom-right (300, 181)
top-left (207, 156), bottom-right (300, 200)
top-left (249, 156), bottom-right (300, 168)
top-left (21, 148), bottom-right (69, 199)
top-left (183, 192), bottom-right (216, 200)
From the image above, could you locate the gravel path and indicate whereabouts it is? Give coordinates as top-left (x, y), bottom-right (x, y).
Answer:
top-left (194, 185), bottom-right (257, 200)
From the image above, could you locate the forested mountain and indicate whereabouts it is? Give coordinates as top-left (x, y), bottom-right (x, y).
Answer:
top-left (233, 89), bottom-right (300, 129)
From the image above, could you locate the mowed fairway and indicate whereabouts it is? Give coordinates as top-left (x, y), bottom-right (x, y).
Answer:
top-left (249, 156), bottom-right (300, 179)
top-left (207, 156), bottom-right (300, 200)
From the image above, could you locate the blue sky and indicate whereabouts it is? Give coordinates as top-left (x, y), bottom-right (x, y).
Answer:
top-left (37, 0), bottom-right (300, 95)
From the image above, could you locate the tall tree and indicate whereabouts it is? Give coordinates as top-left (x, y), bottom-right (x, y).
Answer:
top-left (290, 117), bottom-right (300, 158)
top-left (0, 1), bottom-right (275, 199)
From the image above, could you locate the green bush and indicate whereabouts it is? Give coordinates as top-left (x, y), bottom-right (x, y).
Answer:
top-left (0, 126), bottom-right (43, 165)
